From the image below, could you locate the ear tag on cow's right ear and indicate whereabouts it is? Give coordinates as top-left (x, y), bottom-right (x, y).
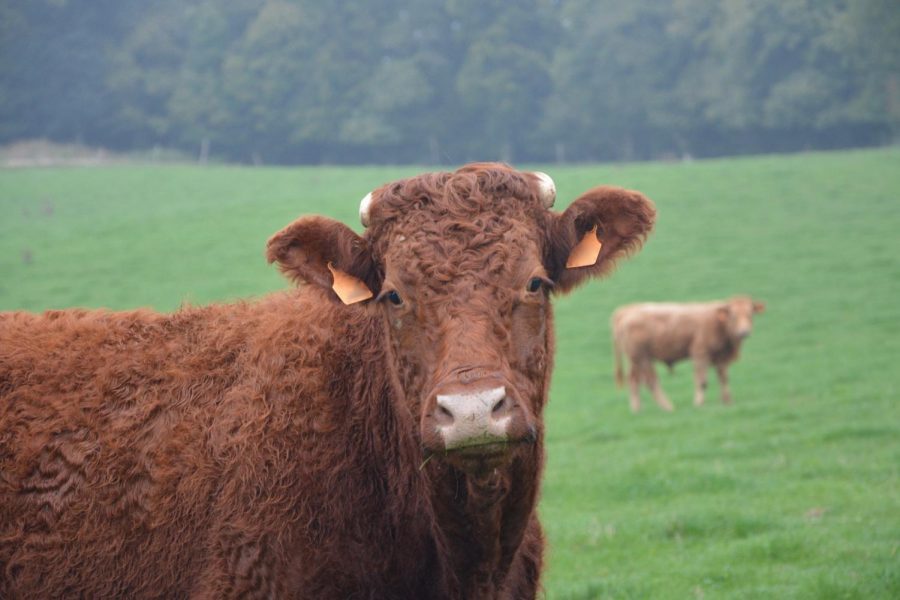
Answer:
top-left (566, 224), bottom-right (603, 269)
top-left (327, 262), bottom-right (373, 305)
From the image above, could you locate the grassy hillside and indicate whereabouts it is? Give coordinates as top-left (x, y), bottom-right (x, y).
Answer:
top-left (2, 149), bottom-right (898, 598)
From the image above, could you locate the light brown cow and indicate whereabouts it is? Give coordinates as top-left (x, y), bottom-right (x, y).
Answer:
top-left (0, 163), bottom-right (655, 599)
top-left (611, 297), bottom-right (765, 412)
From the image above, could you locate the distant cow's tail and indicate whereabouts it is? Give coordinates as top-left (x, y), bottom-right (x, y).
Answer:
top-left (612, 317), bottom-right (625, 388)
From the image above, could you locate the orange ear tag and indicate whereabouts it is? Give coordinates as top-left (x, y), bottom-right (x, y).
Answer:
top-left (327, 262), bottom-right (373, 305)
top-left (565, 224), bottom-right (603, 268)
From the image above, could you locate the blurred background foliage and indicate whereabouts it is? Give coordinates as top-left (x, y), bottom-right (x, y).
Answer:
top-left (1, 0), bottom-right (898, 164)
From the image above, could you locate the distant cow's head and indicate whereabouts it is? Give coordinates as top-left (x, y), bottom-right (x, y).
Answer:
top-left (267, 164), bottom-right (655, 473)
top-left (719, 296), bottom-right (766, 340)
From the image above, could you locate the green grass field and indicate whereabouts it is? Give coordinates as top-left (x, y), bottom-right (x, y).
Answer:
top-left (2, 149), bottom-right (898, 598)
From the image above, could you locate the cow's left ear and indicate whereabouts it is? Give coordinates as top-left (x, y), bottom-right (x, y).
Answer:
top-left (545, 186), bottom-right (656, 294)
top-left (753, 300), bottom-right (766, 314)
top-left (266, 216), bottom-right (381, 305)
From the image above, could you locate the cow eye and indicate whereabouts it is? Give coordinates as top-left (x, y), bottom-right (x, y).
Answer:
top-left (526, 277), bottom-right (544, 293)
top-left (386, 290), bottom-right (403, 306)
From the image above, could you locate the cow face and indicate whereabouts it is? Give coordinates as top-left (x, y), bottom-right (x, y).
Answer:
top-left (719, 296), bottom-right (766, 339)
top-left (266, 164), bottom-right (655, 474)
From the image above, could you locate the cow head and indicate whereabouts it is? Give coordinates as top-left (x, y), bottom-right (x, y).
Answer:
top-left (718, 296), bottom-right (766, 339)
top-left (267, 164), bottom-right (655, 474)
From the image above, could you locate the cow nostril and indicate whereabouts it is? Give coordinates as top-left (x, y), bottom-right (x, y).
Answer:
top-left (491, 396), bottom-right (508, 415)
top-left (436, 404), bottom-right (454, 425)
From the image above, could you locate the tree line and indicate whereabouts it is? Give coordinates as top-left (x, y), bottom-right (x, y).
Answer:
top-left (1, 0), bottom-right (897, 164)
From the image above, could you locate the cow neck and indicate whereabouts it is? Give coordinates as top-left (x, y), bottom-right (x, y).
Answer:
top-left (708, 318), bottom-right (740, 363)
top-left (423, 449), bottom-right (541, 598)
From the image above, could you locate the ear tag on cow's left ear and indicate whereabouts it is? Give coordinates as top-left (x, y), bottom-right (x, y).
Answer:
top-left (566, 224), bottom-right (603, 269)
top-left (327, 262), bottom-right (373, 305)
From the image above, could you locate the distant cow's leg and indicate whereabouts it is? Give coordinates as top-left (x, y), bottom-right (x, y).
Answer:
top-left (693, 358), bottom-right (708, 406)
top-left (628, 362), bottom-right (642, 412)
top-left (644, 363), bottom-right (674, 412)
top-left (716, 364), bottom-right (732, 404)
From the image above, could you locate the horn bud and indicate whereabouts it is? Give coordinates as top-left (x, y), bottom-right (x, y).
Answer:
top-left (359, 191), bottom-right (374, 227)
top-left (532, 171), bottom-right (556, 208)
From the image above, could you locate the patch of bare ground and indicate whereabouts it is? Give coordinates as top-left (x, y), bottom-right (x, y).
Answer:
top-left (1, 139), bottom-right (191, 167)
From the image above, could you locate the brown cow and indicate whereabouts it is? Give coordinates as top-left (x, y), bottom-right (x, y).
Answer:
top-left (0, 163), bottom-right (655, 599)
top-left (612, 297), bottom-right (765, 412)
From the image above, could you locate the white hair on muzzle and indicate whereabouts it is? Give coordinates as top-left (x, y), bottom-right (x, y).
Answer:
top-left (359, 191), bottom-right (374, 227)
top-left (531, 171), bottom-right (556, 208)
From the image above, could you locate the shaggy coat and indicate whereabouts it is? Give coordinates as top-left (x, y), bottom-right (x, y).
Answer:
top-left (612, 297), bottom-right (765, 412)
top-left (0, 163), bottom-right (655, 599)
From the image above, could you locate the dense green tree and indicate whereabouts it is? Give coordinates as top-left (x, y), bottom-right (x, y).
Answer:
top-left (0, 0), bottom-right (129, 144)
top-left (106, 2), bottom-right (191, 146)
top-left (451, 0), bottom-right (558, 162)
top-left (544, 0), bottom-right (685, 160)
top-left (828, 0), bottom-right (900, 136)
top-left (0, 0), bottom-right (896, 163)
top-left (166, 1), bottom-right (262, 157)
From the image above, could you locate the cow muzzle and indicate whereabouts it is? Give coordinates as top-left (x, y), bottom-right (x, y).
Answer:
top-left (422, 376), bottom-right (536, 463)
top-left (436, 386), bottom-right (511, 450)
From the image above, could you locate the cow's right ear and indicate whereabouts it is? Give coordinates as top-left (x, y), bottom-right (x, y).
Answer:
top-left (266, 216), bottom-right (381, 304)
